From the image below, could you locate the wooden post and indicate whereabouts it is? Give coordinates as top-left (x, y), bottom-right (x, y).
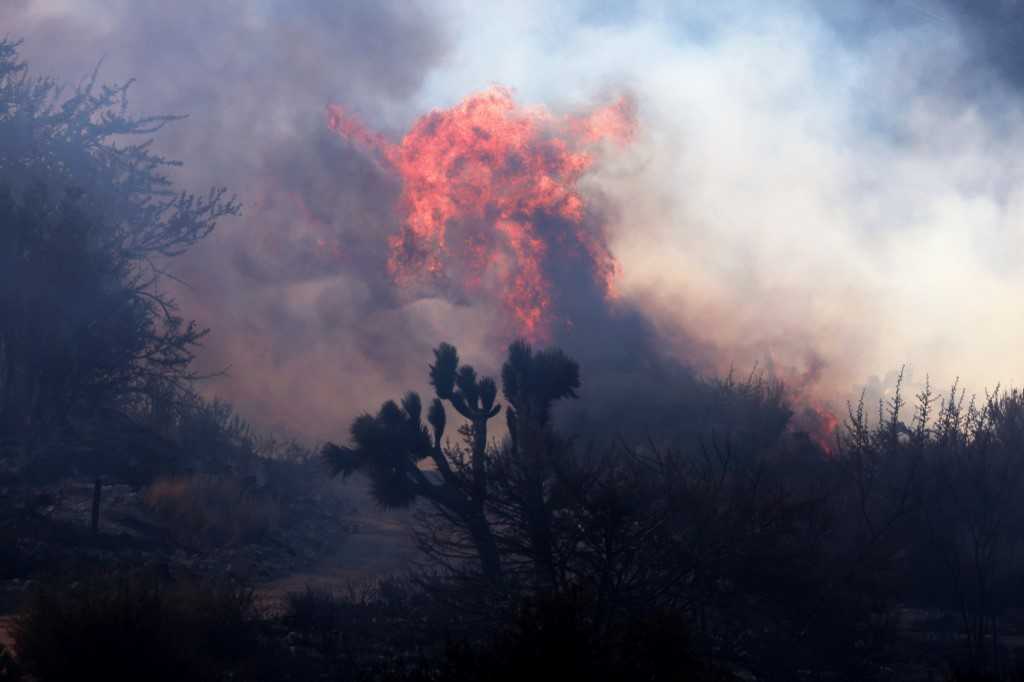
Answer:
top-left (91, 477), bottom-right (102, 534)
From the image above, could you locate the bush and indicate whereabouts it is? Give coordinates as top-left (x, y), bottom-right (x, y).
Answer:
top-left (144, 474), bottom-right (279, 547)
top-left (12, 574), bottom-right (260, 682)
top-left (0, 39), bottom-right (237, 451)
top-left (435, 590), bottom-right (709, 682)
top-left (284, 587), bottom-right (345, 654)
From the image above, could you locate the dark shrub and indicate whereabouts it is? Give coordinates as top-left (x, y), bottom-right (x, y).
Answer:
top-left (12, 573), bottom-right (260, 681)
top-left (436, 589), bottom-right (710, 682)
top-left (284, 586), bottom-right (345, 654)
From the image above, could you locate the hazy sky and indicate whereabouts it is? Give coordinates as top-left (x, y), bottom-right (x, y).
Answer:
top-left (6, 1), bottom-right (1024, 438)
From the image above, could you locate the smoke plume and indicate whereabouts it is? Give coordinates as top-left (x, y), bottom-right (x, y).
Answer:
top-left (6, 1), bottom-right (1024, 441)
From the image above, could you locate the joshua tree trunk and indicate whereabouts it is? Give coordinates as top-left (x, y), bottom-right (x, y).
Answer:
top-left (468, 510), bottom-right (502, 580)
top-left (512, 411), bottom-right (558, 590)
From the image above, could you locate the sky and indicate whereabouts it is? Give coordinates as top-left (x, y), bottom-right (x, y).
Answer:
top-left (5, 0), bottom-right (1024, 440)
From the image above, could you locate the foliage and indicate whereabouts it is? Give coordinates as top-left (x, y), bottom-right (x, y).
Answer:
top-left (284, 586), bottom-right (347, 654)
top-left (435, 589), bottom-right (710, 682)
top-left (838, 376), bottom-right (1024, 679)
top-left (0, 38), bottom-right (238, 454)
top-left (168, 395), bottom-right (258, 473)
top-left (12, 573), bottom-right (260, 682)
top-left (324, 342), bottom-right (548, 580)
top-left (9, 31), bottom-right (1024, 682)
top-left (704, 368), bottom-right (793, 449)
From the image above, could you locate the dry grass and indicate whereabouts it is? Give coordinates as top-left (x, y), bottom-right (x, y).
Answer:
top-left (144, 474), bottom-right (279, 547)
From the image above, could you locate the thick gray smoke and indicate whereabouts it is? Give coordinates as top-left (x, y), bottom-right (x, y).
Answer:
top-left (3, 1), bottom-right (459, 438)
top-left (6, 1), bottom-right (1024, 439)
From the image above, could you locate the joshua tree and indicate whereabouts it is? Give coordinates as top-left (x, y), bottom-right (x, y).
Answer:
top-left (323, 342), bottom-right (504, 579)
top-left (323, 340), bottom-right (584, 585)
top-left (495, 340), bottom-right (580, 588)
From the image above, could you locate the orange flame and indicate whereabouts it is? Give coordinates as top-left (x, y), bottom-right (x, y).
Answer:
top-left (788, 399), bottom-right (840, 455)
top-left (806, 403), bottom-right (840, 455)
top-left (327, 87), bottom-right (634, 340)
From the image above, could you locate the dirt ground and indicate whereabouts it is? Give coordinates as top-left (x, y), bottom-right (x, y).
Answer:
top-left (255, 511), bottom-right (418, 614)
top-left (0, 474), bottom-right (419, 654)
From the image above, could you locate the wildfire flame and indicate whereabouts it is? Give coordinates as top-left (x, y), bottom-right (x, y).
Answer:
top-left (325, 89), bottom-right (841, 454)
top-left (327, 87), bottom-right (634, 340)
top-left (769, 360), bottom-right (842, 455)
top-left (792, 401), bottom-right (840, 455)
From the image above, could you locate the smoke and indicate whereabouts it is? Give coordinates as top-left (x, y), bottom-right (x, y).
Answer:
top-left (428, 0), bottom-right (1024, 411)
top-left (326, 88), bottom-right (633, 342)
top-left (3, 1), bottom-right (458, 438)
top-left (6, 1), bottom-right (1024, 439)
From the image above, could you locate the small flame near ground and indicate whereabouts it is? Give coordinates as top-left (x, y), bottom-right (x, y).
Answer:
top-left (327, 87), bottom-right (633, 341)
top-left (733, 360), bottom-right (840, 455)
top-left (791, 401), bottom-right (840, 455)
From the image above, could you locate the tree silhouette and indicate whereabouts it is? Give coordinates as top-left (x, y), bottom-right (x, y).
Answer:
top-left (0, 39), bottom-right (238, 453)
top-left (323, 343), bottom-right (504, 579)
top-left (324, 340), bottom-right (584, 584)
top-left (495, 340), bottom-right (580, 588)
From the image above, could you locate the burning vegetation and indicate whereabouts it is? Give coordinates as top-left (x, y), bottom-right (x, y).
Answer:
top-left (3, 23), bottom-right (1023, 682)
top-left (327, 86), bottom-right (840, 450)
top-left (327, 87), bottom-right (632, 341)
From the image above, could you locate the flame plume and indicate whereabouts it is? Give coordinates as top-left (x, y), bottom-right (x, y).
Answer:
top-left (327, 88), bottom-right (839, 451)
top-left (328, 87), bottom-right (634, 340)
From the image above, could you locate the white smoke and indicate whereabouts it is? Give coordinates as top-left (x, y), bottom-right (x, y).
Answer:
top-left (6, 0), bottom-right (1024, 435)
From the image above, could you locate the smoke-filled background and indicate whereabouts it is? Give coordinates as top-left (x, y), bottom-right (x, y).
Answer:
top-left (5, 0), bottom-right (1024, 440)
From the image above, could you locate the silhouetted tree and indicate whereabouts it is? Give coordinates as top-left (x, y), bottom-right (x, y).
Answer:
top-left (323, 340), bottom-right (586, 587)
top-left (914, 385), bottom-right (1024, 677)
top-left (323, 342), bottom-right (504, 579)
top-left (826, 376), bottom-right (1024, 679)
top-left (492, 340), bottom-right (581, 589)
top-left (0, 39), bottom-right (238, 454)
